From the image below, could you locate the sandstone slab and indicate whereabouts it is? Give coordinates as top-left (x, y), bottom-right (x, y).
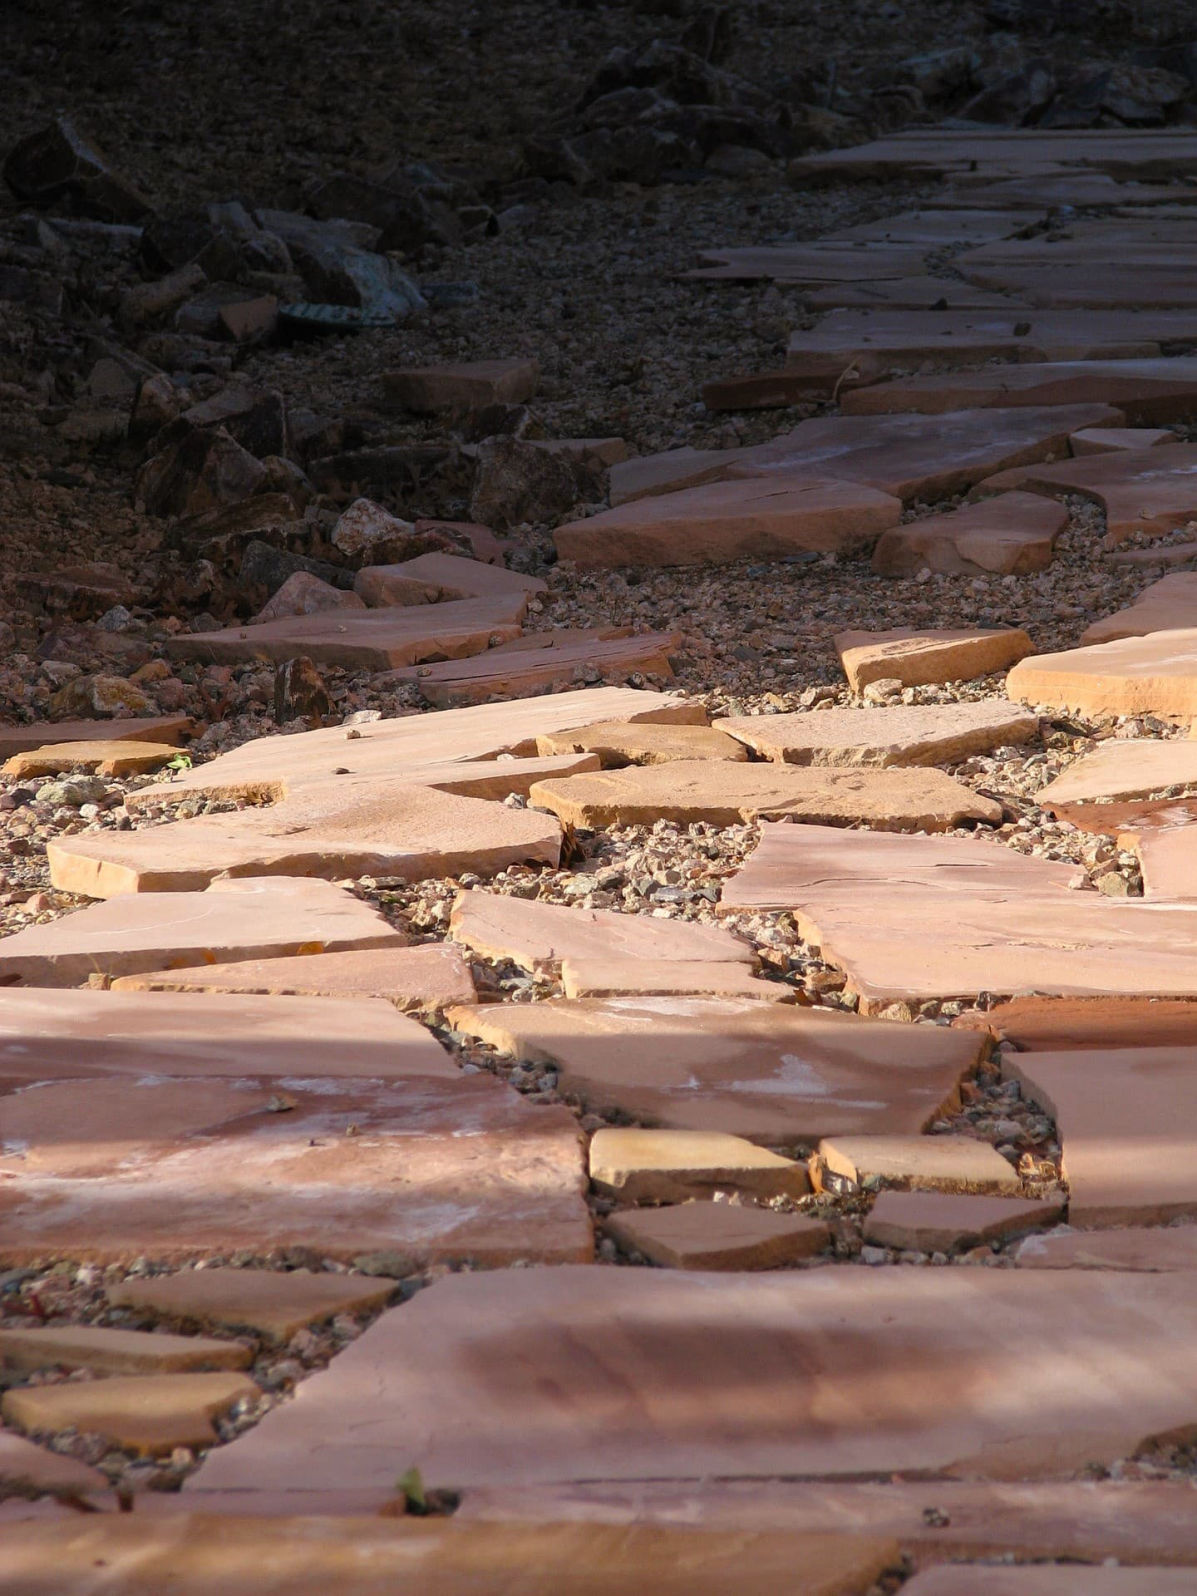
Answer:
top-left (108, 1269), bottom-right (398, 1343)
top-left (818, 1135), bottom-right (1021, 1194)
top-left (687, 242), bottom-right (927, 284)
top-left (1015, 1226), bottom-right (1197, 1270)
top-left (253, 572), bottom-right (365, 625)
top-left (447, 996), bottom-right (984, 1144)
top-left (0, 1325), bottom-right (250, 1376)
top-left (561, 957), bottom-right (789, 1002)
top-left (840, 358), bottom-right (1197, 422)
top-left (607, 1203), bottom-right (830, 1270)
top-left (905, 1571), bottom-right (1197, 1594)
top-left (960, 260), bottom-right (1197, 310)
top-left (2, 740), bottom-right (181, 779)
top-left (715, 700), bottom-right (1037, 767)
top-left (2, 1372), bottom-right (258, 1457)
top-left (974, 443), bottom-right (1197, 546)
top-left (383, 358), bottom-right (539, 412)
top-left (789, 129), bottom-right (1197, 186)
top-left (536, 718), bottom-right (746, 766)
top-left (1036, 739), bottom-right (1197, 809)
top-left (836, 628), bottom-right (1034, 691)
top-left (589, 1128), bottom-right (809, 1203)
top-left (1130, 825), bottom-right (1197, 902)
top-left (954, 995), bottom-right (1197, 1052)
top-left (0, 715), bottom-right (191, 762)
top-left (1082, 573), bottom-right (1197, 644)
top-left (0, 1431), bottom-right (106, 1501)
top-left (864, 1190), bottom-right (1061, 1253)
top-left (1071, 426), bottom-right (1176, 454)
top-left (1007, 630), bottom-right (1197, 718)
top-left (391, 631), bottom-right (681, 707)
top-left (871, 494), bottom-right (1067, 578)
top-left (354, 551), bottom-right (545, 607)
top-left (803, 275), bottom-right (1031, 310)
top-left (1106, 541), bottom-right (1197, 570)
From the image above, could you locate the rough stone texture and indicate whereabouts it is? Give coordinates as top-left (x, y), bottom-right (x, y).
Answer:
top-left (1071, 426), bottom-right (1176, 454)
top-left (903, 1571), bottom-right (1197, 1595)
top-left (0, 876), bottom-right (405, 983)
top-left (687, 242), bottom-right (928, 284)
top-left (2, 1373), bottom-right (259, 1457)
top-left (0, 715), bottom-right (192, 761)
top-left (1015, 1226), bottom-right (1197, 1271)
top-left (389, 630), bottom-right (681, 707)
top-left (252, 572), bottom-right (366, 625)
top-left (790, 129), bottom-right (1197, 186)
top-left (1007, 630), bottom-right (1197, 718)
top-left (0, 1432), bottom-right (106, 1501)
top-left (354, 551), bottom-right (545, 607)
top-left (954, 995), bottom-right (1197, 1052)
top-left (0, 1325), bottom-right (251, 1376)
top-left (835, 627), bottom-right (1035, 691)
top-left (715, 700), bottom-right (1037, 767)
top-left (589, 1128), bottom-right (809, 1203)
top-left (817, 1135), bottom-right (1022, 1193)
top-left (1107, 542), bottom-right (1197, 570)
top-left (974, 443), bottom-right (1197, 546)
top-left (111, 943), bottom-right (475, 1013)
top-left (107, 1269), bottom-right (398, 1342)
top-left (607, 1203), bottom-right (830, 1271)
top-left (189, 1265), bottom-right (1197, 1491)
top-left (0, 1073), bottom-right (590, 1266)
top-left (840, 357), bottom-right (1197, 422)
top-left (1082, 573), bottom-right (1197, 645)
top-left (536, 719), bottom-right (747, 766)
top-left (447, 997), bottom-right (983, 1144)
top-left (1132, 826), bottom-right (1197, 903)
top-left (864, 1191), bottom-right (1062, 1253)
top-left (1037, 740), bottom-right (1197, 809)
top-left (2, 740), bottom-right (181, 779)
top-left (871, 494), bottom-right (1067, 578)
top-left (383, 358), bottom-right (539, 412)
top-left (561, 957), bottom-right (790, 1003)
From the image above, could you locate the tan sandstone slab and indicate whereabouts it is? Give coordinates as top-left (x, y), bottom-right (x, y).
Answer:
top-left (0, 716), bottom-right (192, 762)
top-left (447, 997), bottom-right (984, 1144)
top-left (391, 631), bottom-right (681, 707)
top-left (554, 475), bottom-right (902, 568)
top-left (607, 1203), bottom-right (830, 1271)
top-left (2, 740), bottom-right (181, 779)
top-left (0, 1072), bottom-right (590, 1267)
top-left (1071, 426), bottom-right (1176, 454)
top-left (354, 551), bottom-right (545, 607)
top-left (865, 1190), bottom-right (1061, 1254)
top-left (107, 1269), bottom-right (398, 1343)
top-left (1015, 1225), bottom-right (1197, 1270)
top-left (537, 718), bottom-right (746, 766)
top-left (840, 358), bottom-right (1197, 422)
top-left (871, 494), bottom-right (1067, 578)
top-left (561, 957), bottom-right (790, 1002)
top-left (1082, 573), bottom-right (1197, 644)
top-left (383, 358), bottom-right (539, 412)
top-left (818, 1135), bottom-right (1022, 1194)
top-left (0, 1431), bottom-right (106, 1501)
top-left (111, 943), bottom-right (475, 1012)
top-left (0, 1324), bottom-right (250, 1376)
top-left (1007, 630), bottom-right (1197, 718)
top-left (1036, 739), bottom-right (1197, 809)
top-left (187, 1264), bottom-right (1197, 1491)
top-left (836, 628), bottom-right (1035, 691)
top-left (715, 700), bottom-right (1037, 767)
top-left (589, 1128), bottom-right (809, 1203)
top-left (0, 876), bottom-right (404, 984)
top-left (449, 888), bottom-right (752, 972)
top-left (954, 995), bottom-right (1197, 1052)
top-left (974, 443), bottom-right (1197, 546)
top-left (2, 1372), bottom-right (259, 1457)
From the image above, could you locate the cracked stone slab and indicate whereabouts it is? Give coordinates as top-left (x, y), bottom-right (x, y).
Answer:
top-left (1081, 573), bottom-right (1197, 644)
top-left (0, 715), bottom-right (192, 762)
top-left (0, 1324), bottom-right (251, 1376)
top-left (973, 442), bottom-right (1197, 546)
top-left (2, 1372), bottom-right (258, 1457)
top-left (107, 1269), bottom-right (398, 1343)
top-left (864, 1190), bottom-right (1061, 1254)
top-left (715, 699), bottom-right (1037, 767)
top-left (840, 357), bottom-right (1197, 422)
top-left (1007, 630), bottom-right (1197, 718)
top-left (870, 494), bottom-right (1067, 578)
top-left (606, 1204), bottom-right (830, 1271)
top-left (835, 627), bottom-right (1034, 691)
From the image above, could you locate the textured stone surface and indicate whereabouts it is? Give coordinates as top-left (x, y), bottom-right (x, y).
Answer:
top-left (818, 1135), bottom-right (1022, 1193)
top-left (2, 1372), bottom-right (258, 1456)
top-left (715, 700), bottom-right (1037, 767)
top-left (107, 1269), bottom-right (398, 1342)
top-left (1007, 630), bottom-right (1197, 718)
top-left (904, 1570), bottom-right (1197, 1594)
top-left (840, 357), bottom-right (1197, 421)
top-left (1037, 739), bottom-right (1197, 808)
top-left (383, 358), bottom-right (539, 412)
top-left (864, 1190), bottom-right (1061, 1253)
top-left (954, 995), bottom-right (1197, 1052)
top-left (388, 631), bottom-right (681, 707)
top-left (0, 1431), bottom-right (106, 1501)
top-left (2, 740), bottom-right (181, 778)
top-left (0, 1324), bottom-right (250, 1376)
top-left (1081, 573), bottom-right (1197, 644)
top-left (0, 715), bottom-right (192, 761)
top-left (1015, 1226), bottom-right (1197, 1270)
top-left (835, 627), bottom-right (1034, 691)
top-left (561, 957), bottom-right (790, 1002)
top-left (589, 1128), bottom-right (809, 1203)
top-left (871, 494), bottom-right (1067, 577)
top-left (536, 718), bottom-right (747, 766)
top-left (607, 1203), bottom-right (830, 1271)
top-left (354, 551), bottom-right (545, 607)
top-left (975, 443), bottom-right (1197, 546)
top-left (1071, 426), bottom-right (1176, 454)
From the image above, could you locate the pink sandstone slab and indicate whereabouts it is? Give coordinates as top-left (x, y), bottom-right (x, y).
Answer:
top-left (554, 475), bottom-right (902, 568)
top-left (392, 631), bottom-right (681, 707)
top-left (864, 1190), bottom-right (1061, 1253)
top-left (686, 242), bottom-right (928, 284)
top-left (788, 129), bottom-right (1197, 186)
top-left (0, 715), bottom-right (192, 761)
top-left (960, 260), bottom-right (1197, 310)
top-left (1071, 426), bottom-right (1177, 455)
top-left (1131, 825), bottom-right (1197, 902)
top-left (354, 551), bottom-right (545, 607)
top-left (2, 740), bottom-right (181, 779)
top-left (0, 1431), bottom-right (106, 1501)
top-left (589, 1127), bottom-right (808, 1203)
top-left (446, 996), bottom-right (984, 1144)
top-left (561, 957), bottom-right (790, 1002)
top-left (0, 876), bottom-right (405, 984)
top-left (817, 1135), bottom-right (1022, 1193)
top-left (1015, 1225), bottom-right (1197, 1270)
top-left (110, 943), bottom-right (475, 1012)
top-left (1036, 739), bottom-right (1197, 809)
top-left (953, 995), bottom-right (1197, 1052)
top-left (536, 718), bottom-right (746, 766)
top-left (1007, 631), bottom-right (1197, 718)
top-left (870, 494), bottom-right (1067, 577)
top-left (2, 1372), bottom-right (258, 1457)
top-left (904, 1569), bottom-right (1197, 1594)
top-left (836, 628), bottom-right (1034, 691)
top-left (1106, 541), bottom-right (1197, 569)
top-left (714, 700), bottom-right (1038, 766)
top-left (107, 1268), bottom-right (399, 1342)
top-left (1081, 573), bottom-right (1197, 644)
top-left (382, 358), bottom-right (539, 412)
top-left (188, 1264), bottom-right (1197, 1492)
top-left (0, 1072), bottom-right (590, 1266)
top-left (805, 276), bottom-right (1027, 310)
top-left (840, 358), bottom-right (1197, 423)
top-left (606, 1203), bottom-right (830, 1271)
top-left (0, 1324), bottom-right (251, 1375)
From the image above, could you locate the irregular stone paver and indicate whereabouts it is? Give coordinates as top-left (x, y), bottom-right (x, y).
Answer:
top-left (864, 1191), bottom-right (1061, 1253)
top-left (974, 443), bottom-right (1197, 546)
top-left (0, 715), bottom-right (192, 761)
top-left (607, 1203), bottom-right (830, 1271)
top-left (554, 475), bottom-right (902, 568)
top-left (871, 494), bottom-right (1067, 577)
top-left (904, 1570), bottom-right (1197, 1594)
top-left (0, 876), bottom-right (404, 984)
top-left (382, 358), bottom-right (539, 411)
top-left (389, 630), bottom-right (681, 707)
top-left (107, 1269), bottom-right (397, 1343)
top-left (0, 1073), bottom-right (590, 1266)
top-left (715, 700), bottom-right (1037, 767)
top-left (0, 987), bottom-right (455, 1086)
top-left (961, 260), bottom-right (1197, 310)
top-left (188, 1265), bottom-right (1197, 1490)
top-left (111, 943), bottom-right (476, 1013)
top-left (0, 1432), bottom-right (106, 1501)
top-left (953, 995), bottom-right (1197, 1052)
top-left (1071, 425), bottom-right (1176, 454)
top-left (2, 1372), bottom-right (258, 1457)
top-left (1015, 1226), bottom-right (1197, 1270)
top-left (840, 357), bottom-right (1197, 421)
top-left (804, 275), bottom-right (1031, 310)
top-left (561, 957), bottom-right (789, 1003)
top-left (536, 718), bottom-right (747, 766)
top-left (448, 888), bottom-right (753, 972)
top-left (835, 627), bottom-right (1034, 691)
top-left (1106, 541), bottom-right (1197, 569)
top-left (1132, 826), bottom-right (1197, 903)
top-left (166, 594), bottom-right (529, 670)
top-left (253, 571), bottom-right (365, 624)
top-left (817, 1135), bottom-right (1021, 1193)
top-left (354, 551), bottom-right (546, 607)
top-left (1036, 740), bottom-right (1197, 808)
top-left (589, 1128), bottom-right (809, 1203)
top-left (2, 740), bottom-right (181, 779)
top-left (686, 242), bottom-right (927, 284)
top-left (1012, 1047), bottom-right (1197, 1226)
top-left (446, 997), bottom-right (984, 1143)
top-left (0, 1325), bottom-right (251, 1375)
top-left (1081, 573), bottom-right (1197, 644)
top-left (1007, 630), bottom-right (1197, 718)
top-left (528, 761), bottom-right (1002, 831)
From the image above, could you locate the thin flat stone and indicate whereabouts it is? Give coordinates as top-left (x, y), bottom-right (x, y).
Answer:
top-left (0, 1431), bottom-right (106, 1500)
top-left (561, 957), bottom-right (790, 1002)
top-left (1082, 573), bottom-right (1197, 644)
top-left (0, 715), bottom-right (192, 761)
top-left (446, 996), bottom-right (984, 1144)
top-left (110, 944), bottom-right (476, 1013)
top-left (1106, 541), bottom-right (1197, 569)
top-left (836, 627), bottom-right (1035, 691)
top-left (960, 260), bottom-right (1197, 310)
top-left (1131, 825), bottom-right (1197, 902)
top-left (382, 358), bottom-right (539, 412)
top-left (107, 1269), bottom-right (397, 1343)
top-left (864, 1190), bottom-right (1061, 1253)
top-left (715, 700), bottom-right (1038, 767)
top-left (686, 242), bottom-right (927, 283)
top-left (1071, 426), bottom-right (1176, 454)
top-left (1036, 740), bottom-right (1197, 808)
top-left (188, 1265), bottom-right (1197, 1491)
top-left (818, 1135), bottom-right (1022, 1193)
top-left (840, 357), bottom-right (1197, 421)
top-left (904, 1570), bottom-right (1197, 1594)
top-left (607, 1203), bottom-right (830, 1270)
top-left (1015, 1226), bottom-right (1197, 1270)
top-left (449, 888), bottom-right (752, 972)
top-left (953, 995), bottom-right (1197, 1051)
top-left (388, 631), bottom-right (681, 708)
top-left (789, 129), bottom-right (1197, 186)
top-left (0, 1325), bottom-right (251, 1376)
top-left (974, 443), bottom-right (1197, 546)
top-left (1007, 630), bottom-right (1197, 718)
top-left (589, 1128), bottom-right (809, 1203)
top-left (803, 275), bottom-right (1030, 310)
top-left (2, 1372), bottom-right (259, 1457)
top-left (2, 740), bottom-right (181, 778)
top-left (536, 719), bottom-right (747, 766)
top-left (870, 494), bottom-right (1067, 578)
top-left (0, 876), bottom-right (404, 985)
top-left (0, 1073), bottom-right (590, 1267)
top-left (354, 551), bottom-right (545, 607)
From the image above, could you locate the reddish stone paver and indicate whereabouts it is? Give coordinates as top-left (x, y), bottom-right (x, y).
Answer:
top-left (1071, 426), bottom-right (1177, 455)
top-left (2, 739), bottom-right (182, 778)
top-left (840, 357), bottom-right (1197, 422)
top-left (382, 358), bottom-right (539, 411)
top-left (0, 715), bottom-right (192, 761)
top-left (1081, 572), bottom-right (1197, 644)
top-left (1036, 739), bottom-right (1197, 809)
top-left (0, 1324), bottom-right (251, 1375)
top-left (0, 1432), bottom-right (107, 1501)
top-left (589, 1128), bottom-right (809, 1203)
top-left (354, 551), bottom-right (546, 607)
top-left (1008, 629), bottom-right (1197, 719)
top-left (835, 627), bottom-right (1034, 690)
top-left (817, 1135), bottom-right (1021, 1193)
top-left (536, 718), bottom-right (747, 766)
top-left (3, 1372), bottom-right (259, 1457)
top-left (389, 631), bottom-right (682, 707)
top-left (107, 1269), bottom-right (398, 1343)
top-left (561, 957), bottom-right (789, 1002)
top-left (715, 700), bottom-right (1037, 767)
top-left (953, 995), bottom-right (1197, 1052)
top-left (974, 443), bottom-right (1197, 546)
top-left (871, 494), bottom-right (1067, 577)
top-left (607, 1203), bottom-right (830, 1271)
top-left (864, 1191), bottom-right (1062, 1253)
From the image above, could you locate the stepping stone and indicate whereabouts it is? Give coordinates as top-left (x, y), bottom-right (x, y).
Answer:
top-left (561, 957), bottom-right (789, 1002)
top-left (447, 996), bottom-right (984, 1144)
top-left (0, 1325), bottom-right (251, 1376)
top-left (0, 1072), bottom-right (590, 1266)
top-left (110, 943), bottom-right (476, 1012)
top-left (1130, 826), bottom-right (1197, 902)
top-left (393, 631), bottom-right (682, 708)
top-left (1036, 740), bottom-right (1197, 809)
top-left (1106, 540), bottom-right (1197, 569)
top-left (537, 718), bottom-right (746, 766)
top-left (166, 594), bottom-right (529, 671)
top-left (382, 358), bottom-right (539, 412)
top-left (789, 129), bottom-right (1197, 186)
top-left (607, 1203), bottom-right (830, 1271)
top-left (1081, 572), bottom-right (1197, 644)
top-left (448, 888), bottom-right (752, 972)
top-left (1071, 425), bottom-right (1176, 454)
top-left (0, 988), bottom-right (456, 1087)
top-left (905, 1570), bottom-right (1197, 1594)
top-left (188, 1264), bottom-right (1197, 1491)
top-left (253, 572), bottom-right (366, 624)
top-left (1, 1371), bottom-right (258, 1457)
top-left (835, 627), bottom-right (1034, 691)
top-left (961, 260), bottom-right (1197, 310)
top-left (840, 357), bottom-right (1197, 422)
top-left (554, 475), bottom-right (902, 568)
top-left (686, 243), bottom-right (928, 284)
top-left (2, 740), bottom-right (181, 779)
top-left (817, 1135), bottom-right (1021, 1194)
top-left (715, 700), bottom-right (1038, 767)
top-left (1007, 630), bottom-right (1197, 718)
top-left (0, 715), bottom-right (191, 762)
top-left (1012, 1047), bottom-right (1197, 1225)
top-left (589, 1128), bottom-right (809, 1203)
top-left (1015, 1226), bottom-right (1197, 1271)
top-left (354, 551), bottom-right (545, 607)
top-left (870, 494), bottom-right (1067, 577)
top-left (865, 1190), bottom-right (1060, 1253)
top-left (0, 876), bottom-right (404, 985)
top-left (974, 442), bottom-right (1197, 546)
top-left (954, 995), bottom-right (1197, 1052)
top-left (108, 1269), bottom-right (397, 1343)
top-left (0, 1432), bottom-right (106, 1501)
top-left (804, 276), bottom-right (1030, 311)
top-left (527, 762), bottom-right (1002, 831)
